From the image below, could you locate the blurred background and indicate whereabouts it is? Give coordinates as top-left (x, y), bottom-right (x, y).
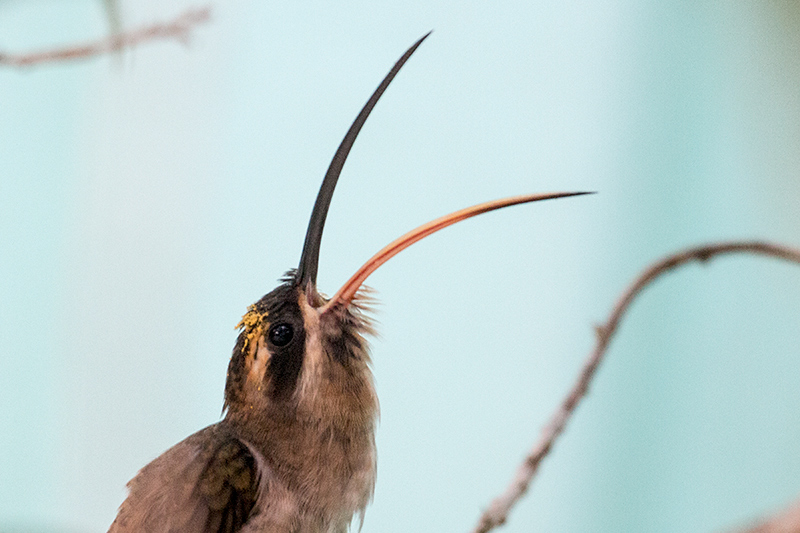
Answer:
top-left (1, 1), bottom-right (799, 531)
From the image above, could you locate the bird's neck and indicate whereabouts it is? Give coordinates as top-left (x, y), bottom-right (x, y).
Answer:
top-left (225, 369), bottom-right (378, 520)
top-left (227, 359), bottom-right (378, 448)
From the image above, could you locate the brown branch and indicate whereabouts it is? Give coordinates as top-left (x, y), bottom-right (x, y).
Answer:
top-left (471, 241), bottom-right (800, 533)
top-left (0, 6), bottom-right (211, 68)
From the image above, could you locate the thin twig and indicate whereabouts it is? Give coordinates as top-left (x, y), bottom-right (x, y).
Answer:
top-left (103, 0), bottom-right (123, 38)
top-left (0, 6), bottom-right (211, 68)
top-left (471, 241), bottom-right (800, 533)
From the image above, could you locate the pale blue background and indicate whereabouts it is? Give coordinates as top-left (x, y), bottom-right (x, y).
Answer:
top-left (1, 1), bottom-right (799, 532)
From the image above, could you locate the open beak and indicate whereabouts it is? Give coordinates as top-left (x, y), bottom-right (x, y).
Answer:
top-left (294, 33), bottom-right (593, 312)
top-left (319, 191), bottom-right (593, 314)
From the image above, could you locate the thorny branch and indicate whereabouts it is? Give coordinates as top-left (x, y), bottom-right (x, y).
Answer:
top-left (471, 241), bottom-right (800, 533)
top-left (0, 6), bottom-right (210, 68)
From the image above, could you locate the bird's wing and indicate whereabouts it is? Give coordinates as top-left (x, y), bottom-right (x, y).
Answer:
top-left (109, 423), bottom-right (262, 533)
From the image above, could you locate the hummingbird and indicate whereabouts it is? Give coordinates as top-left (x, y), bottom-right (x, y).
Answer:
top-left (108, 33), bottom-right (590, 533)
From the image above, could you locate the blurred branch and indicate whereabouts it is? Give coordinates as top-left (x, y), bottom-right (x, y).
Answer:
top-left (103, 0), bottom-right (123, 38)
top-left (0, 6), bottom-right (210, 68)
top-left (471, 241), bottom-right (800, 533)
top-left (727, 497), bottom-right (800, 533)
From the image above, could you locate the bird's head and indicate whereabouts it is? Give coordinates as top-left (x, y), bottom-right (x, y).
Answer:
top-left (222, 33), bottom-right (591, 427)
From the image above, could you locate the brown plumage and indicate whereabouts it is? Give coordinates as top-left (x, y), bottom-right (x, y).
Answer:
top-left (111, 280), bottom-right (377, 533)
top-left (107, 34), bottom-right (420, 533)
top-left (109, 33), bottom-right (591, 533)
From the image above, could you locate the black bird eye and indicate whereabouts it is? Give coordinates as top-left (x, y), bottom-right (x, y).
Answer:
top-left (268, 323), bottom-right (294, 347)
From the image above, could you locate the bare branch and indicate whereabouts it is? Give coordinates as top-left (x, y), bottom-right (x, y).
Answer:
top-left (0, 6), bottom-right (211, 68)
top-left (471, 241), bottom-right (800, 533)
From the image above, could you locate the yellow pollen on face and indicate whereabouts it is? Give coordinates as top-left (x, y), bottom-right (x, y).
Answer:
top-left (236, 304), bottom-right (269, 356)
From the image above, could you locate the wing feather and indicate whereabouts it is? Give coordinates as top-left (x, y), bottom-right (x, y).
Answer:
top-left (109, 423), bottom-right (262, 533)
